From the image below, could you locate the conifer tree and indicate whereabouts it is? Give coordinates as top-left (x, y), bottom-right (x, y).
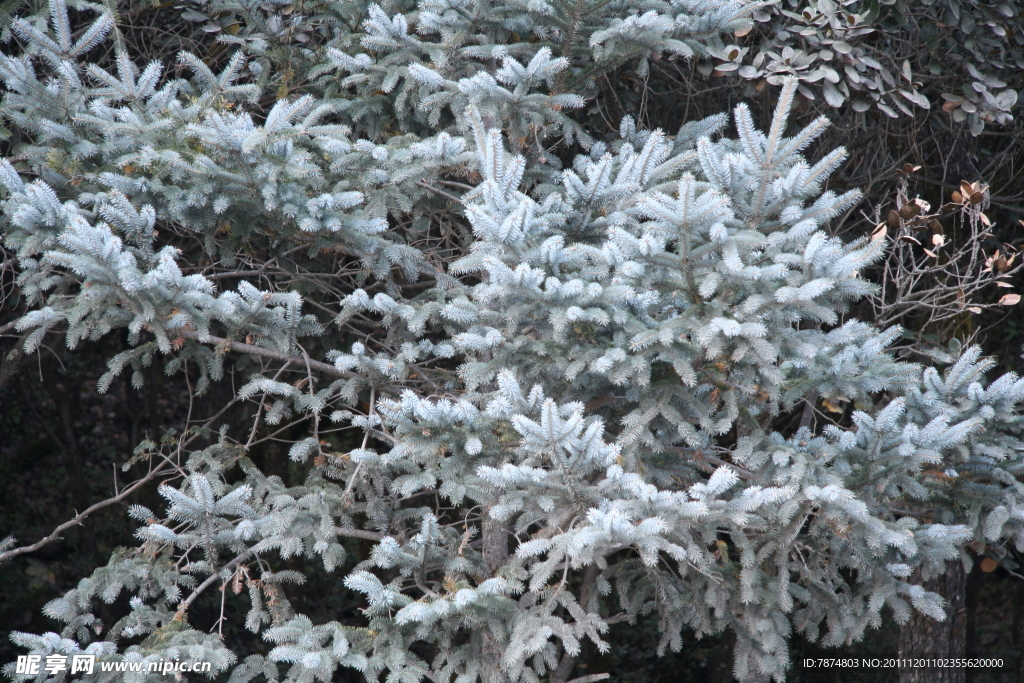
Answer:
top-left (1, 0), bottom-right (1024, 681)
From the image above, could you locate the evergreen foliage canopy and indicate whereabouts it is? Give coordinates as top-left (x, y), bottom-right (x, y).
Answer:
top-left (1, 0), bottom-right (1024, 680)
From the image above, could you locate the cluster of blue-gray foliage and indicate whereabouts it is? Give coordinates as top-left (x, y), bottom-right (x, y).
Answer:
top-left (2, 0), bottom-right (1024, 680)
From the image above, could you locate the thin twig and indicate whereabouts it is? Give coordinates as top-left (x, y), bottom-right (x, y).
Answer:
top-left (0, 464), bottom-right (173, 563)
top-left (180, 331), bottom-right (359, 381)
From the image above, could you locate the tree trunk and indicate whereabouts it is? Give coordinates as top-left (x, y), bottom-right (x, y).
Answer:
top-left (551, 564), bottom-right (601, 683)
top-left (899, 560), bottom-right (968, 683)
top-left (1013, 573), bottom-right (1024, 683)
top-left (480, 510), bottom-right (509, 683)
top-left (963, 561), bottom-right (985, 683)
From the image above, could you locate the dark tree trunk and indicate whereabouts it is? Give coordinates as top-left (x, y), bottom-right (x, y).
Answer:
top-left (1013, 572), bottom-right (1024, 683)
top-left (899, 560), bottom-right (968, 683)
top-left (551, 564), bottom-right (601, 683)
top-left (480, 510), bottom-right (510, 683)
top-left (963, 561), bottom-right (985, 683)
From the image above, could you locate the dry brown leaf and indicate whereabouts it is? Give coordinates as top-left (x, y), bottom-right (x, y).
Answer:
top-left (821, 396), bottom-right (848, 414)
top-left (898, 202), bottom-right (921, 219)
top-left (999, 293), bottom-right (1021, 305)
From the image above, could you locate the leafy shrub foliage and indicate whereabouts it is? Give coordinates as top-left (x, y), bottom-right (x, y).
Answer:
top-left (1, 0), bottom-right (1024, 681)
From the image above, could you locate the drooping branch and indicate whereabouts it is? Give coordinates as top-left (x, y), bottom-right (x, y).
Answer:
top-left (180, 330), bottom-right (355, 379)
top-left (0, 462), bottom-right (174, 563)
